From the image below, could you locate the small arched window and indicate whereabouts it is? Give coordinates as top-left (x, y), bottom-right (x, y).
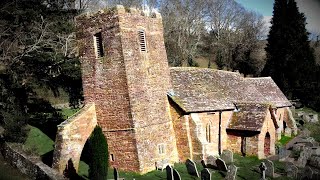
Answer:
top-left (138, 30), bottom-right (147, 52)
top-left (206, 123), bottom-right (212, 143)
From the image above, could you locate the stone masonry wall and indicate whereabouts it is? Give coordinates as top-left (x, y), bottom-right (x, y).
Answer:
top-left (76, 6), bottom-right (178, 173)
top-left (188, 111), bottom-right (233, 161)
top-left (226, 108), bottom-right (276, 159)
top-left (258, 109), bottom-right (276, 158)
top-left (117, 7), bottom-right (178, 173)
top-left (52, 103), bottom-right (97, 174)
top-left (1, 142), bottom-right (65, 180)
top-left (170, 100), bottom-right (192, 162)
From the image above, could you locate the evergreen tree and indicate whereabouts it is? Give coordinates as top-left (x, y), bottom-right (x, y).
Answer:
top-left (262, 0), bottom-right (316, 102)
top-left (89, 126), bottom-right (109, 180)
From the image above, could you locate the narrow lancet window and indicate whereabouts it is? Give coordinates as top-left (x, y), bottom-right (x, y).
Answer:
top-left (93, 32), bottom-right (104, 58)
top-left (138, 30), bottom-right (147, 52)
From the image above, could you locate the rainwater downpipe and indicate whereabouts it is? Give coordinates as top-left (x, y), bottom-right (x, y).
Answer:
top-left (218, 111), bottom-right (222, 155)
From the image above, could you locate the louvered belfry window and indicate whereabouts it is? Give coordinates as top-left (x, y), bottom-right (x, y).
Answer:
top-left (138, 30), bottom-right (146, 52)
top-left (93, 32), bottom-right (104, 58)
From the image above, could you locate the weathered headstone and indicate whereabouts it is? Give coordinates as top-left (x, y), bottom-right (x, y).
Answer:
top-left (286, 164), bottom-right (298, 179)
top-left (225, 164), bottom-right (237, 180)
top-left (216, 158), bottom-right (228, 172)
top-left (206, 156), bottom-right (217, 169)
top-left (173, 169), bottom-right (181, 180)
top-left (185, 159), bottom-right (199, 177)
top-left (114, 167), bottom-right (119, 180)
top-left (200, 168), bottom-right (211, 180)
top-left (263, 160), bottom-right (274, 178)
top-left (297, 147), bottom-right (312, 168)
top-left (166, 165), bottom-right (173, 180)
top-left (284, 162), bottom-right (294, 173)
top-left (284, 128), bottom-right (292, 137)
top-left (221, 150), bottom-right (233, 164)
top-left (259, 162), bottom-right (267, 180)
top-left (201, 159), bottom-right (207, 168)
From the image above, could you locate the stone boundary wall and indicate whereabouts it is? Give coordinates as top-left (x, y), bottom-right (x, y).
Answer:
top-left (0, 142), bottom-right (65, 180)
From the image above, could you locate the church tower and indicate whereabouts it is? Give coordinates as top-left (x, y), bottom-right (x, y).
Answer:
top-left (75, 5), bottom-right (178, 173)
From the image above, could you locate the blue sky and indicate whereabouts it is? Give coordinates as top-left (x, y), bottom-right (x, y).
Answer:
top-left (235, 0), bottom-right (320, 37)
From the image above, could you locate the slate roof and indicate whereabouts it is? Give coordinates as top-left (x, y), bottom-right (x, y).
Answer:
top-left (169, 67), bottom-right (264, 112)
top-left (245, 77), bottom-right (292, 108)
top-left (227, 103), bottom-right (269, 131)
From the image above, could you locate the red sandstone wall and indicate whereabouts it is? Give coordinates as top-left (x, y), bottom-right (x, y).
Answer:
top-left (76, 6), bottom-right (179, 173)
top-left (258, 110), bottom-right (276, 158)
top-left (75, 8), bottom-right (140, 172)
top-left (117, 7), bottom-right (178, 173)
top-left (52, 103), bottom-right (97, 174)
top-left (170, 101), bottom-right (192, 162)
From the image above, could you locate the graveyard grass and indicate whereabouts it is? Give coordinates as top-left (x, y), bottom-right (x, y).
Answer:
top-left (77, 154), bottom-right (289, 180)
top-left (279, 135), bottom-right (294, 145)
top-left (297, 107), bottom-right (320, 142)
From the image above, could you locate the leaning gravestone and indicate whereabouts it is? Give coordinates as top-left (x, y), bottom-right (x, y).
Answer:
top-left (225, 164), bottom-right (237, 180)
top-left (185, 159), bottom-right (199, 177)
top-left (216, 158), bottom-right (228, 172)
top-left (263, 160), bottom-right (274, 178)
top-left (200, 168), bottom-right (211, 180)
top-left (173, 169), bottom-right (181, 180)
top-left (113, 167), bottom-right (119, 180)
top-left (286, 164), bottom-right (298, 179)
top-left (297, 147), bottom-right (312, 168)
top-left (166, 165), bottom-right (173, 180)
top-left (206, 156), bottom-right (217, 169)
top-left (221, 150), bottom-right (233, 164)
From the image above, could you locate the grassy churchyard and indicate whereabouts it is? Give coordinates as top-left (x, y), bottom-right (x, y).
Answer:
top-left (21, 107), bottom-right (292, 179)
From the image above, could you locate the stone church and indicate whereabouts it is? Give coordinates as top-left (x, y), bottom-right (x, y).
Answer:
top-left (52, 5), bottom-right (297, 174)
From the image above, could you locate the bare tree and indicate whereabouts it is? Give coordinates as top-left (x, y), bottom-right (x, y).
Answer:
top-left (160, 0), bottom-right (207, 66)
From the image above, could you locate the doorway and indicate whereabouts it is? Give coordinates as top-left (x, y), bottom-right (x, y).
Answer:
top-left (264, 132), bottom-right (271, 156)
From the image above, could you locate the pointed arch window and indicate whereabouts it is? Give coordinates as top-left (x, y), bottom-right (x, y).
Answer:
top-left (206, 123), bottom-right (212, 143)
top-left (138, 30), bottom-right (147, 52)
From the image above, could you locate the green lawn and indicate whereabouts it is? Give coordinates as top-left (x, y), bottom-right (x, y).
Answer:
top-left (278, 135), bottom-right (294, 145)
top-left (297, 107), bottom-right (320, 142)
top-left (23, 125), bottom-right (54, 156)
top-left (78, 154), bottom-right (289, 180)
top-left (59, 108), bottom-right (80, 120)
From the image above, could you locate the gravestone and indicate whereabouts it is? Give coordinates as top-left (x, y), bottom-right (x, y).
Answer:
top-left (221, 150), bottom-right (233, 164)
top-left (185, 159), bottom-right (199, 177)
top-left (259, 162), bottom-right (267, 180)
top-left (173, 169), bottom-right (181, 180)
top-left (200, 168), bottom-right (211, 180)
top-left (284, 162), bottom-right (294, 172)
top-left (305, 166), bottom-right (314, 180)
top-left (286, 164), bottom-right (298, 179)
top-left (201, 159), bottom-right (207, 168)
top-left (297, 147), bottom-right (312, 168)
top-left (263, 160), bottom-right (274, 178)
top-left (166, 165), bottom-right (173, 180)
top-left (225, 164), bottom-right (237, 180)
top-left (216, 158), bottom-right (228, 172)
top-left (114, 167), bottom-right (119, 180)
top-left (284, 128), bottom-right (292, 137)
top-left (206, 156), bottom-right (217, 168)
